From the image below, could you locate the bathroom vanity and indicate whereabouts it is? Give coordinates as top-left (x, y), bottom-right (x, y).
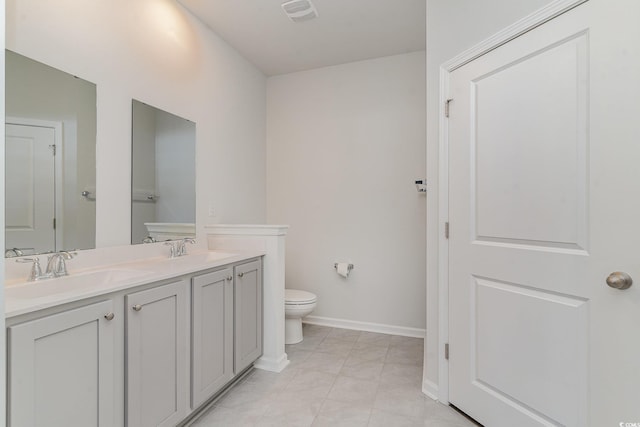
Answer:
top-left (4, 250), bottom-right (264, 427)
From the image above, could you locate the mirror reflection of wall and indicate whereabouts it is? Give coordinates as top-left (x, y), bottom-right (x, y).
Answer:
top-left (131, 100), bottom-right (196, 244)
top-left (5, 50), bottom-right (97, 256)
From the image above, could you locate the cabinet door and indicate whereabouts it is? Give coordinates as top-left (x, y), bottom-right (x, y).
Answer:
top-left (234, 260), bottom-right (263, 373)
top-left (126, 280), bottom-right (188, 427)
top-left (191, 268), bottom-right (234, 409)
top-left (8, 300), bottom-right (116, 427)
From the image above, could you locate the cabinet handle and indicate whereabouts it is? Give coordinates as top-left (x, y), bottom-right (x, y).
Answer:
top-left (104, 312), bottom-right (115, 321)
top-left (238, 272), bottom-right (244, 278)
top-left (227, 275), bottom-right (233, 281)
top-left (132, 304), bottom-right (142, 311)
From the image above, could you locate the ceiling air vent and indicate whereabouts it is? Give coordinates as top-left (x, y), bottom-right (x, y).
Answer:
top-left (281, 0), bottom-right (319, 23)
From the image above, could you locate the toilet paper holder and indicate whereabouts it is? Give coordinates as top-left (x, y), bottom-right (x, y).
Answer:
top-left (334, 263), bottom-right (354, 272)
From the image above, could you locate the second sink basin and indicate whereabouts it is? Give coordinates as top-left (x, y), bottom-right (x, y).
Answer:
top-left (6, 268), bottom-right (153, 300)
top-left (168, 251), bottom-right (237, 265)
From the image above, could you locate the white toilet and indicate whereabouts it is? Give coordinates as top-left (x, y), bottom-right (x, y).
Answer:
top-left (284, 289), bottom-right (317, 344)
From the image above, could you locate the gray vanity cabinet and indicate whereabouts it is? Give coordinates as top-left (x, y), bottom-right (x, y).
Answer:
top-left (6, 256), bottom-right (264, 427)
top-left (125, 280), bottom-right (189, 427)
top-left (234, 259), bottom-right (263, 374)
top-left (191, 268), bottom-right (234, 409)
top-left (7, 300), bottom-right (116, 427)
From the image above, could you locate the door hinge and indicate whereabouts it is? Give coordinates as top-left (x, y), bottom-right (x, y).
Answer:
top-left (49, 144), bottom-right (57, 156)
top-left (53, 218), bottom-right (56, 230)
top-left (445, 99), bottom-right (453, 118)
top-left (445, 343), bottom-right (449, 360)
top-left (445, 222), bottom-right (449, 239)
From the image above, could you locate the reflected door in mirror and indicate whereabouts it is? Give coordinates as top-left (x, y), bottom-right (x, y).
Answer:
top-left (5, 50), bottom-right (97, 256)
top-left (5, 123), bottom-right (56, 253)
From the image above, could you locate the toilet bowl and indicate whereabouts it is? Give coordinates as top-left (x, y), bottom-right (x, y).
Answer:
top-left (284, 289), bottom-right (317, 344)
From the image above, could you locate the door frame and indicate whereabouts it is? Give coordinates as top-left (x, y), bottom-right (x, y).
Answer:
top-left (435, 0), bottom-right (588, 405)
top-left (6, 117), bottom-right (64, 251)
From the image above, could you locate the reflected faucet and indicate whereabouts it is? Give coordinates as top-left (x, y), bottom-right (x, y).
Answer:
top-left (5, 247), bottom-right (33, 258)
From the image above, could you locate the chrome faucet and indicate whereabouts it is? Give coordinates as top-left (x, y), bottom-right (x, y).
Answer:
top-left (16, 257), bottom-right (46, 281)
top-left (16, 251), bottom-right (76, 282)
top-left (45, 251), bottom-right (76, 277)
top-left (177, 238), bottom-right (196, 256)
top-left (164, 238), bottom-right (196, 258)
top-left (164, 241), bottom-right (178, 258)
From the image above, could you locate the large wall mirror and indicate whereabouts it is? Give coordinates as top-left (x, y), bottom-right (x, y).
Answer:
top-left (131, 100), bottom-right (196, 244)
top-left (5, 50), bottom-right (97, 257)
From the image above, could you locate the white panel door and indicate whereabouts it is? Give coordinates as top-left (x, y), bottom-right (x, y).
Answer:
top-left (448, 1), bottom-right (640, 426)
top-left (5, 123), bottom-right (56, 253)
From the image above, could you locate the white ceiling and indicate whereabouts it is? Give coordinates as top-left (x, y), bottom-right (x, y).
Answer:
top-left (178, 0), bottom-right (426, 76)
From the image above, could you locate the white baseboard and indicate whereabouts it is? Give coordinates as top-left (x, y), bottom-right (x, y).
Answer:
top-left (254, 353), bottom-right (290, 373)
top-left (422, 379), bottom-right (439, 401)
top-left (303, 315), bottom-right (426, 338)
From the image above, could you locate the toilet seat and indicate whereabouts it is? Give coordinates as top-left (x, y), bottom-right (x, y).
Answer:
top-left (285, 289), bottom-right (317, 305)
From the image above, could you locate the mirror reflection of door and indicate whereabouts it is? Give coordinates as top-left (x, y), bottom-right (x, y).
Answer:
top-left (5, 50), bottom-right (97, 257)
top-left (5, 122), bottom-right (58, 254)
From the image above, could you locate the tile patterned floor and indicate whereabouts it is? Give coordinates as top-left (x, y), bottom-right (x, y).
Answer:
top-left (191, 324), bottom-right (477, 427)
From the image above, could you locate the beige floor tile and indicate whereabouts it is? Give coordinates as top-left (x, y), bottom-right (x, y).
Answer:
top-left (315, 336), bottom-right (357, 356)
top-left (379, 362), bottom-right (423, 386)
top-left (188, 328), bottom-right (481, 427)
top-left (297, 351), bottom-right (347, 375)
top-left (261, 393), bottom-right (323, 424)
top-left (424, 401), bottom-right (479, 426)
top-left (326, 376), bottom-right (379, 405)
top-left (284, 370), bottom-right (338, 397)
top-left (367, 408), bottom-right (425, 427)
top-left (339, 358), bottom-right (384, 382)
top-left (348, 344), bottom-right (389, 362)
top-left (302, 324), bottom-right (333, 338)
top-left (386, 344), bottom-right (424, 366)
top-left (311, 399), bottom-right (372, 427)
top-left (191, 403), bottom-right (267, 426)
top-left (288, 335), bottom-right (324, 351)
top-left (373, 382), bottom-right (431, 418)
top-left (327, 327), bottom-right (362, 342)
top-left (356, 331), bottom-right (393, 347)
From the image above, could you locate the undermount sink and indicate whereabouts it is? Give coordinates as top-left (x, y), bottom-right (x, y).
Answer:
top-left (169, 251), bottom-right (237, 264)
top-left (6, 268), bottom-right (153, 299)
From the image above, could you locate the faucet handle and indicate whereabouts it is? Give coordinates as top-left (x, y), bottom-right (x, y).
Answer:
top-left (179, 238), bottom-right (195, 256)
top-left (55, 251), bottom-right (76, 276)
top-left (16, 257), bottom-right (44, 281)
top-left (164, 242), bottom-right (177, 258)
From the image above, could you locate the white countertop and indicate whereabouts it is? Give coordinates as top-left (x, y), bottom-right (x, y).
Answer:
top-left (5, 250), bottom-right (264, 319)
